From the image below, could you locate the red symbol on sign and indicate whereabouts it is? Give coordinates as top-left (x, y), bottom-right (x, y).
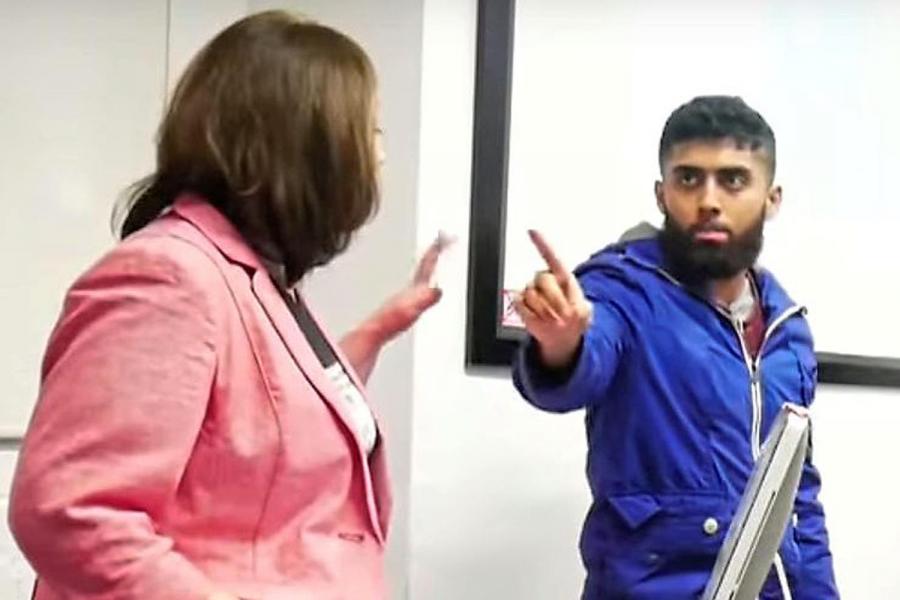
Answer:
top-left (501, 289), bottom-right (524, 328)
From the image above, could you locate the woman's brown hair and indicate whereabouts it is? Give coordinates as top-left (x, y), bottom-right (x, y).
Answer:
top-left (116, 10), bottom-right (380, 283)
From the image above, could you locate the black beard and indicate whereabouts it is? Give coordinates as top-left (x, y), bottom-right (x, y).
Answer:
top-left (658, 210), bottom-right (765, 285)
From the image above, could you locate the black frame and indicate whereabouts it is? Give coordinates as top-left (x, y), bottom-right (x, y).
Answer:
top-left (464, 0), bottom-right (900, 387)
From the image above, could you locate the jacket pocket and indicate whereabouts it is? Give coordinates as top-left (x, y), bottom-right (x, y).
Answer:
top-left (584, 494), bottom-right (732, 598)
top-left (607, 494), bottom-right (662, 530)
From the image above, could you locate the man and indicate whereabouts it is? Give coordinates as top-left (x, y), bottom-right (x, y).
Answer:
top-left (512, 96), bottom-right (838, 599)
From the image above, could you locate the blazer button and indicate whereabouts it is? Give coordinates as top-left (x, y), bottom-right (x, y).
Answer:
top-left (703, 517), bottom-right (719, 536)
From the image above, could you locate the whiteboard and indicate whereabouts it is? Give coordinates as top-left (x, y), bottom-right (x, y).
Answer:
top-left (499, 0), bottom-right (900, 360)
top-left (0, 1), bottom-right (168, 436)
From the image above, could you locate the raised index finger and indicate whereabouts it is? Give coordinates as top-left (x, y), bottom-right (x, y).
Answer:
top-left (528, 229), bottom-right (568, 280)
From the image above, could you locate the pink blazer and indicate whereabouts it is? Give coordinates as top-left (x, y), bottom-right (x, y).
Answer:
top-left (9, 195), bottom-right (392, 600)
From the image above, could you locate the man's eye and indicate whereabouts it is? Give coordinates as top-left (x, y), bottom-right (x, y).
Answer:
top-left (723, 173), bottom-right (748, 189)
top-left (679, 173), bottom-right (699, 186)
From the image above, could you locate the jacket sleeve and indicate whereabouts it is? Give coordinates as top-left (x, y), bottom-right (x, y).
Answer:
top-left (8, 237), bottom-right (222, 599)
top-left (512, 270), bottom-right (632, 414)
top-left (793, 455), bottom-right (839, 599)
top-left (793, 361), bottom-right (840, 599)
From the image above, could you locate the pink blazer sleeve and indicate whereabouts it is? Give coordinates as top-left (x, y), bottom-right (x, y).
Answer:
top-left (9, 236), bottom-right (221, 599)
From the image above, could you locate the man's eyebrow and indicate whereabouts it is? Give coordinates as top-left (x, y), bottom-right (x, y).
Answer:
top-left (716, 166), bottom-right (753, 175)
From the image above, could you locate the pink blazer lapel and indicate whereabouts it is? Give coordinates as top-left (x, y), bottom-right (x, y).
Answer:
top-left (300, 296), bottom-right (394, 537)
top-left (171, 194), bottom-right (390, 543)
top-left (250, 272), bottom-right (388, 543)
top-left (249, 272), bottom-right (365, 452)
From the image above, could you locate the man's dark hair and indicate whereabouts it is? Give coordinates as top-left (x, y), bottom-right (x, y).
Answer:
top-left (658, 96), bottom-right (776, 179)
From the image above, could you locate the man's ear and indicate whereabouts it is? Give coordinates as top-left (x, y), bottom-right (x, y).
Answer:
top-left (655, 181), bottom-right (665, 214)
top-left (766, 185), bottom-right (783, 220)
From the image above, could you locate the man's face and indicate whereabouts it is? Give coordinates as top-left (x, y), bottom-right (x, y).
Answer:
top-left (655, 139), bottom-right (781, 282)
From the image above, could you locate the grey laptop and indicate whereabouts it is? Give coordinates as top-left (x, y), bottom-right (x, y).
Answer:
top-left (702, 403), bottom-right (811, 600)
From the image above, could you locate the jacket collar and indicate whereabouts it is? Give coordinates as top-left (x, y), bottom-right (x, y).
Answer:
top-left (170, 193), bottom-right (265, 273)
top-left (581, 225), bottom-right (800, 320)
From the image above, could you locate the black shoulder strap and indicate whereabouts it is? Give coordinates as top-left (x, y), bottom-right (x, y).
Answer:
top-left (280, 290), bottom-right (338, 368)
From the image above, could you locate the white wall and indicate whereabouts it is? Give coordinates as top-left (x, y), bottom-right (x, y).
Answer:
top-left (410, 1), bottom-right (588, 596)
top-left (0, 0), bottom-right (168, 440)
top-left (0, 450), bottom-right (35, 598)
top-left (410, 0), bottom-right (900, 598)
top-left (811, 387), bottom-right (900, 598)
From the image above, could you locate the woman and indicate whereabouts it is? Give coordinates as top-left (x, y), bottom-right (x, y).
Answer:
top-left (9, 11), bottom-right (446, 600)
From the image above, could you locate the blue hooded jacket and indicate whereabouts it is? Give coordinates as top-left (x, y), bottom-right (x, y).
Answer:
top-left (512, 233), bottom-right (838, 599)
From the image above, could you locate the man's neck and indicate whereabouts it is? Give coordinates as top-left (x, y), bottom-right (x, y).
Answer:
top-left (711, 270), bottom-right (750, 307)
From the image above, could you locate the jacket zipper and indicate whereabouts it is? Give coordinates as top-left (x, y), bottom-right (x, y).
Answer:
top-left (728, 305), bottom-right (802, 600)
top-left (633, 256), bottom-right (803, 455)
top-left (637, 257), bottom-right (802, 600)
top-left (725, 305), bottom-right (803, 458)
